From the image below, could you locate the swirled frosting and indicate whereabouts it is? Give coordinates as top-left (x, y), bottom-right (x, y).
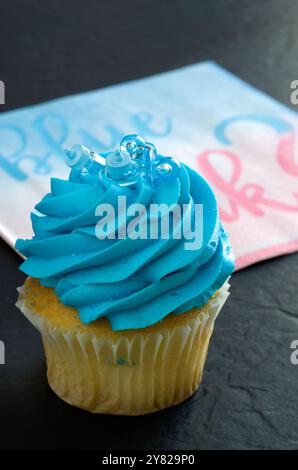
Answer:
top-left (16, 136), bottom-right (234, 330)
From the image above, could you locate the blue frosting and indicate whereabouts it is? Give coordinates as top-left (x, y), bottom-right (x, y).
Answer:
top-left (16, 137), bottom-right (234, 331)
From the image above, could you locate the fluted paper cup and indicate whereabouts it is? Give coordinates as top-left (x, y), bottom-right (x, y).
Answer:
top-left (16, 279), bottom-right (230, 415)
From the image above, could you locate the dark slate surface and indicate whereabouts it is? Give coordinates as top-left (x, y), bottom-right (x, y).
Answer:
top-left (0, 0), bottom-right (298, 450)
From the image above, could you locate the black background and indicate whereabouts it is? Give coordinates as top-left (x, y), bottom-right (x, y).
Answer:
top-left (0, 0), bottom-right (298, 450)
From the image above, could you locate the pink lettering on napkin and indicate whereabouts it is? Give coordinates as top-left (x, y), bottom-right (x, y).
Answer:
top-left (197, 114), bottom-right (298, 270)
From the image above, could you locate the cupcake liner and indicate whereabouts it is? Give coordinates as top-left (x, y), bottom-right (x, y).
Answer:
top-left (16, 281), bottom-right (230, 415)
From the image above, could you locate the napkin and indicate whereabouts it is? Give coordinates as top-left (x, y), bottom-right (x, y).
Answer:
top-left (0, 61), bottom-right (297, 270)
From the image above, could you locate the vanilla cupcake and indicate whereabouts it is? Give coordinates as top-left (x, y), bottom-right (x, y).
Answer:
top-left (16, 135), bottom-right (234, 415)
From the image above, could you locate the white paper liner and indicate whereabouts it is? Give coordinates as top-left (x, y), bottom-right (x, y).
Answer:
top-left (16, 281), bottom-right (230, 415)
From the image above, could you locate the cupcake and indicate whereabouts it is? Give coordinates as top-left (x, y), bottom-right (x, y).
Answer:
top-left (16, 134), bottom-right (234, 415)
